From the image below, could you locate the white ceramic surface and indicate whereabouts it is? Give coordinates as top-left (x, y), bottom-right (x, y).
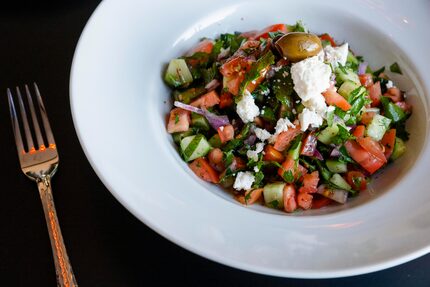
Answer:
top-left (70, 0), bottom-right (430, 278)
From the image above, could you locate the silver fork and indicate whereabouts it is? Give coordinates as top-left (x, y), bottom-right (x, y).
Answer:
top-left (7, 83), bottom-right (78, 287)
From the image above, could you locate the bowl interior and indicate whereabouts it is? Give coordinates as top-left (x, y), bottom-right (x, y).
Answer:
top-left (155, 3), bottom-right (429, 216)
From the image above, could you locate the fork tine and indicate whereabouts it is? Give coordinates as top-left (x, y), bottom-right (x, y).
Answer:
top-left (25, 84), bottom-right (45, 148)
top-left (33, 83), bottom-right (55, 146)
top-left (7, 88), bottom-right (25, 154)
top-left (16, 86), bottom-right (35, 152)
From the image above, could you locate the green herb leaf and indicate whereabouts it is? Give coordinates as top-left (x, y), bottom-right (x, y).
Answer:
top-left (253, 171), bottom-right (265, 188)
top-left (390, 62), bottom-right (402, 74)
top-left (381, 96), bottom-right (406, 123)
top-left (223, 150), bottom-right (234, 167)
top-left (174, 114), bottom-right (179, 124)
top-left (372, 66), bottom-right (385, 77)
top-left (239, 50), bottom-right (275, 96)
top-left (338, 145), bottom-right (355, 164)
top-left (219, 33), bottom-right (245, 54)
top-left (287, 20), bottom-right (307, 32)
top-left (268, 200), bottom-right (280, 209)
top-left (331, 125), bottom-right (354, 145)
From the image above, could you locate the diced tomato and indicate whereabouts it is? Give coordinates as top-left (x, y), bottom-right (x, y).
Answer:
top-left (346, 171), bottom-right (367, 191)
top-left (263, 145), bottom-right (285, 163)
top-left (297, 164), bottom-right (308, 180)
top-left (189, 157), bottom-right (219, 183)
top-left (352, 125), bottom-right (366, 138)
top-left (277, 155), bottom-right (307, 181)
top-left (278, 156), bottom-right (294, 179)
top-left (357, 137), bottom-right (387, 164)
top-left (219, 92), bottom-right (233, 109)
top-left (323, 89), bottom-right (351, 111)
top-left (319, 33), bottom-right (336, 47)
top-left (252, 24), bottom-right (287, 40)
top-left (368, 82), bottom-right (382, 107)
top-left (344, 140), bottom-right (385, 174)
top-left (300, 132), bottom-right (317, 156)
top-left (236, 188), bottom-right (264, 205)
top-left (230, 156), bottom-right (247, 171)
top-left (220, 56), bottom-right (253, 77)
top-left (242, 66), bottom-right (269, 94)
top-left (380, 129), bottom-right (396, 159)
top-left (359, 73), bottom-right (374, 88)
top-left (223, 75), bottom-right (243, 96)
top-left (299, 171), bottom-right (319, 194)
top-left (167, 108), bottom-right (190, 133)
top-left (360, 111), bottom-right (376, 125)
top-left (297, 192), bottom-right (313, 210)
top-left (273, 125), bottom-right (302, 152)
top-left (312, 196), bottom-right (333, 209)
top-left (283, 184), bottom-right (297, 213)
top-left (208, 148), bottom-right (224, 172)
top-left (190, 90), bottom-right (220, 108)
top-left (385, 87), bottom-right (403, 103)
top-left (395, 101), bottom-right (412, 113)
top-left (187, 39), bottom-right (214, 56)
top-left (217, 124), bottom-right (235, 143)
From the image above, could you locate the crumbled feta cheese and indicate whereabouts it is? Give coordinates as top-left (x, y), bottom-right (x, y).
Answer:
top-left (292, 108), bottom-right (297, 115)
top-left (254, 166), bottom-right (260, 172)
top-left (268, 117), bottom-right (296, 144)
top-left (254, 128), bottom-right (271, 142)
top-left (236, 91), bottom-right (260, 123)
top-left (246, 142), bottom-right (265, 162)
top-left (302, 94), bottom-right (327, 115)
top-left (274, 117), bottom-right (295, 135)
top-left (316, 49), bottom-right (325, 62)
top-left (291, 55), bottom-right (332, 102)
top-left (233, 171), bottom-right (255, 191)
top-left (298, 108), bottom-right (323, 131)
top-left (386, 80), bottom-right (394, 89)
top-left (324, 43), bottom-right (349, 69)
top-left (219, 126), bottom-right (224, 131)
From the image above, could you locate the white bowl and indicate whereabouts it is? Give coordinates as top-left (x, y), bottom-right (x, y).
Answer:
top-left (70, 0), bottom-right (430, 278)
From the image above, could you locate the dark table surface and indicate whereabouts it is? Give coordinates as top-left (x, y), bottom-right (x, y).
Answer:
top-left (1, 1), bottom-right (429, 286)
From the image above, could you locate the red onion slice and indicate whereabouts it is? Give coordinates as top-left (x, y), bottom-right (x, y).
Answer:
top-left (358, 62), bottom-right (368, 75)
top-left (313, 149), bottom-right (324, 161)
top-left (174, 101), bottom-right (229, 130)
top-left (205, 79), bottom-right (220, 91)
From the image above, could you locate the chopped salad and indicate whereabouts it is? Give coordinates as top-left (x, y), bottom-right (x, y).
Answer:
top-left (163, 22), bottom-right (411, 213)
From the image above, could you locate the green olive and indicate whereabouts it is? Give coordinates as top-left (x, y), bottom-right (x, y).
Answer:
top-left (275, 32), bottom-right (322, 62)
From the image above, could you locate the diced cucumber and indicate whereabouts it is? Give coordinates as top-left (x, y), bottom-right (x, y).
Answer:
top-left (180, 134), bottom-right (211, 162)
top-left (164, 59), bottom-right (193, 88)
top-left (391, 137), bottom-right (406, 160)
top-left (330, 173), bottom-right (351, 190)
top-left (326, 160), bottom-right (348, 173)
top-left (335, 66), bottom-right (360, 85)
top-left (338, 81), bottom-right (361, 100)
top-left (263, 182), bottom-right (285, 209)
top-left (172, 130), bottom-right (194, 144)
top-left (173, 87), bottom-right (206, 104)
top-left (380, 96), bottom-right (406, 123)
top-left (365, 114), bottom-right (391, 141)
top-left (346, 51), bottom-right (359, 69)
top-left (191, 113), bottom-right (210, 131)
top-left (208, 134), bottom-right (222, 148)
top-left (317, 124), bottom-right (339, 145)
top-left (287, 134), bottom-right (303, 160)
top-left (317, 184), bottom-right (348, 204)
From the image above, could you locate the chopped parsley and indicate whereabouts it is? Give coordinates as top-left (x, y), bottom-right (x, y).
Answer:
top-left (390, 62), bottom-right (402, 74)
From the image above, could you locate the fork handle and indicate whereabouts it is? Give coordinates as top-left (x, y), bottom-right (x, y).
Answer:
top-left (37, 176), bottom-right (78, 287)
